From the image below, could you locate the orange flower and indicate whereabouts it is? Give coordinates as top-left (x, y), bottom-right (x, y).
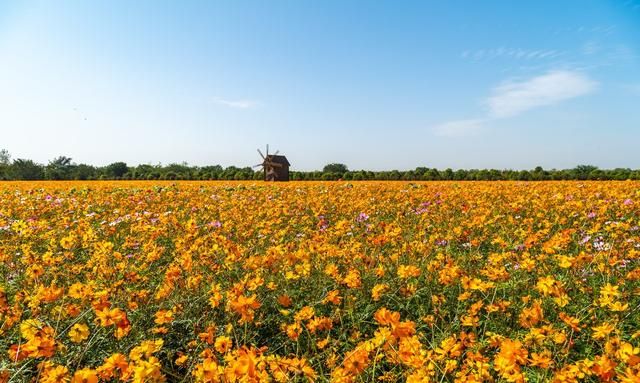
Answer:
top-left (519, 300), bottom-right (543, 328)
top-left (225, 348), bottom-right (259, 381)
top-left (374, 308), bottom-right (400, 326)
top-left (494, 339), bottom-right (528, 383)
top-left (277, 294), bottom-right (292, 307)
top-left (323, 290), bottom-right (342, 305)
top-left (342, 348), bottom-right (369, 374)
top-left (229, 294), bottom-right (261, 323)
top-left (592, 355), bottom-right (617, 381)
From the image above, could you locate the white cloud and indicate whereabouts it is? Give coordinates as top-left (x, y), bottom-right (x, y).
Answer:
top-left (486, 70), bottom-right (597, 118)
top-left (433, 70), bottom-right (597, 137)
top-left (433, 119), bottom-right (483, 137)
top-left (212, 97), bottom-right (257, 109)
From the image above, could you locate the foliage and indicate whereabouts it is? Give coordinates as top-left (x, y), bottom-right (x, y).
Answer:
top-left (1, 180), bottom-right (639, 382)
top-left (1, 149), bottom-right (640, 181)
top-left (9, 159), bottom-right (45, 180)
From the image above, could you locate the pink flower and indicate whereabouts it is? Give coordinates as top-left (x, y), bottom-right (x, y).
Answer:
top-left (356, 212), bottom-right (369, 222)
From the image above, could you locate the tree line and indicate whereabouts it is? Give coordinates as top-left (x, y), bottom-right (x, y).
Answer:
top-left (1, 150), bottom-right (639, 181)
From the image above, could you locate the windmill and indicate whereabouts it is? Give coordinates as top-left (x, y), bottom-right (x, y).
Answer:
top-left (254, 145), bottom-right (291, 182)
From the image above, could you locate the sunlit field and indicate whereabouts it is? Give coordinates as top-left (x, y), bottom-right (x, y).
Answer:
top-left (1, 181), bottom-right (639, 382)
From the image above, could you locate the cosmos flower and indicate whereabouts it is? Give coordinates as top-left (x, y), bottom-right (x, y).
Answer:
top-left (1, 180), bottom-right (639, 382)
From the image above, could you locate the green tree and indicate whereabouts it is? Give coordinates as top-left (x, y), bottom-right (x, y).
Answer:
top-left (443, 168), bottom-right (454, 180)
top-left (163, 163), bottom-right (192, 179)
top-left (105, 162), bottom-right (129, 179)
top-left (132, 164), bottom-right (158, 180)
top-left (45, 156), bottom-right (74, 180)
top-left (72, 164), bottom-right (96, 180)
top-left (10, 159), bottom-right (45, 180)
top-left (0, 149), bottom-right (10, 180)
top-left (322, 163), bottom-right (348, 174)
top-left (573, 165), bottom-right (598, 180)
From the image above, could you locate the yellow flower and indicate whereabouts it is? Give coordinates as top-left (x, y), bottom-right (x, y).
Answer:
top-left (175, 354), bottom-right (188, 366)
top-left (214, 336), bottom-right (232, 354)
top-left (40, 364), bottom-right (70, 383)
top-left (60, 235), bottom-right (75, 250)
top-left (316, 338), bottom-right (330, 349)
top-left (529, 349), bottom-right (553, 369)
top-left (371, 283), bottom-right (389, 301)
top-left (208, 284), bottom-right (223, 308)
top-left (397, 265), bottom-right (421, 279)
top-left (129, 339), bottom-right (164, 362)
top-left (68, 323), bottom-right (90, 343)
top-left (343, 268), bottom-right (361, 288)
top-left (154, 309), bottom-right (174, 325)
top-left (616, 341), bottom-right (640, 363)
top-left (591, 322), bottom-right (615, 340)
top-left (294, 306), bottom-right (315, 322)
top-left (20, 319), bottom-right (43, 340)
top-left (535, 276), bottom-right (557, 296)
top-left (71, 368), bottom-right (98, 383)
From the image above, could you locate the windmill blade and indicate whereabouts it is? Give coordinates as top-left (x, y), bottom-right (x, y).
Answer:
top-left (253, 164), bottom-right (264, 168)
top-left (273, 150), bottom-right (280, 156)
top-left (257, 149), bottom-right (265, 159)
top-left (265, 161), bottom-right (283, 168)
top-left (266, 144), bottom-right (269, 156)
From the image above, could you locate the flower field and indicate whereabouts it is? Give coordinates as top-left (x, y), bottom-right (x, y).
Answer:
top-left (1, 181), bottom-right (639, 383)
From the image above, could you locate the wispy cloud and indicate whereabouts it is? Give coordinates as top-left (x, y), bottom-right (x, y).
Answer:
top-left (486, 70), bottom-right (597, 118)
top-left (433, 70), bottom-right (597, 136)
top-left (550, 25), bottom-right (616, 36)
top-left (581, 41), bottom-right (601, 55)
top-left (433, 119), bottom-right (483, 137)
top-left (622, 83), bottom-right (640, 95)
top-left (623, 0), bottom-right (640, 11)
top-left (461, 48), bottom-right (563, 62)
top-left (212, 97), bottom-right (258, 109)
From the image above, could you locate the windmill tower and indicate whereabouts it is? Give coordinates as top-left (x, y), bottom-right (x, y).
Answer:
top-left (255, 145), bottom-right (290, 181)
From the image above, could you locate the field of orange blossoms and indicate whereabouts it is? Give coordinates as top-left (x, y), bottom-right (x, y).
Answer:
top-left (1, 181), bottom-right (640, 383)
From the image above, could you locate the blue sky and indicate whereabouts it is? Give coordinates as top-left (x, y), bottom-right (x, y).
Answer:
top-left (0, 1), bottom-right (639, 170)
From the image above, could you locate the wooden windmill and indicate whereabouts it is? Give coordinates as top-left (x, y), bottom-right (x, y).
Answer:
top-left (255, 145), bottom-right (290, 182)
